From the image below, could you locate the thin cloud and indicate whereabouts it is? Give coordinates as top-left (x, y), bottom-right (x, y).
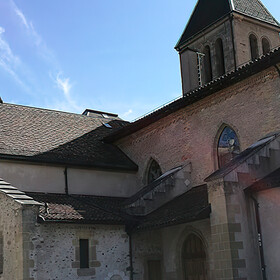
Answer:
top-left (53, 72), bottom-right (81, 112)
top-left (121, 109), bottom-right (133, 118)
top-left (0, 26), bottom-right (29, 91)
top-left (56, 73), bottom-right (72, 98)
top-left (10, 0), bottom-right (57, 67)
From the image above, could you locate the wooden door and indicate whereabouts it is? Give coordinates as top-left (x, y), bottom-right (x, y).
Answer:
top-left (182, 234), bottom-right (207, 280)
top-left (147, 260), bottom-right (162, 280)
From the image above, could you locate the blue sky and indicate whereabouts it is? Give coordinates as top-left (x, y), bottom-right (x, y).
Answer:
top-left (0, 0), bottom-right (279, 121)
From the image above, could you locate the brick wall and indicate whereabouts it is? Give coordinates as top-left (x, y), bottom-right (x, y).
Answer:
top-left (117, 65), bottom-right (280, 190)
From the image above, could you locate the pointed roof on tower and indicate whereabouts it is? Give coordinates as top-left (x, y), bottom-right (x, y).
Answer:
top-left (175, 0), bottom-right (280, 50)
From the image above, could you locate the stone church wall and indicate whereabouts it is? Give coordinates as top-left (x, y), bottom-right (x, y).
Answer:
top-left (117, 65), bottom-right (280, 190)
top-left (0, 193), bottom-right (24, 280)
top-left (233, 15), bottom-right (280, 67)
top-left (132, 219), bottom-right (211, 280)
top-left (256, 188), bottom-right (280, 280)
top-left (29, 223), bottom-right (130, 280)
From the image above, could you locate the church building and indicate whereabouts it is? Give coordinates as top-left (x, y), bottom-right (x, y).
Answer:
top-left (0, 0), bottom-right (280, 279)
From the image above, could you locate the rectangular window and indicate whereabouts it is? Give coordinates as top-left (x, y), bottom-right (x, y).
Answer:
top-left (79, 239), bottom-right (89, 269)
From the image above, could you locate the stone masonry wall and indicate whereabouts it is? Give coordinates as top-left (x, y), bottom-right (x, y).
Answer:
top-left (132, 219), bottom-right (211, 280)
top-left (0, 193), bottom-right (24, 280)
top-left (29, 223), bottom-right (130, 280)
top-left (117, 66), bottom-right (280, 190)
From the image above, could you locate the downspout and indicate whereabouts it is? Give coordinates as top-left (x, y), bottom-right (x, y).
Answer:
top-left (251, 195), bottom-right (267, 280)
top-left (64, 167), bottom-right (69, 195)
top-left (229, 14), bottom-right (237, 70)
top-left (128, 232), bottom-right (134, 280)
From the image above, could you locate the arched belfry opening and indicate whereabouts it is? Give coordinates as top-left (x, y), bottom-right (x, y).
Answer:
top-left (217, 126), bottom-right (240, 168)
top-left (262, 38), bottom-right (271, 55)
top-left (147, 159), bottom-right (162, 184)
top-left (249, 34), bottom-right (259, 60)
top-left (203, 45), bottom-right (213, 83)
top-left (182, 234), bottom-right (207, 280)
top-left (215, 38), bottom-right (225, 77)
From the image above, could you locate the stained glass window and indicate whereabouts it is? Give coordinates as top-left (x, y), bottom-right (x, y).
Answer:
top-left (218, 126), bottom-right (240, 168)
top-left (147, 160), bottom-right (162, 184)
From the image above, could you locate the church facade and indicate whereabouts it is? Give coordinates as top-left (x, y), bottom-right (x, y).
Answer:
top-left (0, 0), bottom-right (280, 279)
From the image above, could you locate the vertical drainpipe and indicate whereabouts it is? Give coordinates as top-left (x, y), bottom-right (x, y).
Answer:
top-left (229, 14), bottom-right (237, 70)
top-left (129, 231), bottom-right (134, 280)
top-left (64, 167), bottom-right (69, 195)
top-left (251, 195), bottom-right (267, 280)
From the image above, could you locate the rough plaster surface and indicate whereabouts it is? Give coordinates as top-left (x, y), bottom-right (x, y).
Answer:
top-left (29, 224), bottom-right (130, 280)
top-left (0, 162), bottom-right (137, 197)
top-left (0, 193), bottom-right (23, 280)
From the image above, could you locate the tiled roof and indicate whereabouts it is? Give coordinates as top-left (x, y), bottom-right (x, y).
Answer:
top-left (27, 192), bottom-right (129, 224)
top-left (233, 0), bottom-right (279, 26)
top-left (135, 185), bottom-right (210, 231)
top-left (26, 186), bottom-right (210, 229)
top-left (0, 179), bottom-right (42, 206)
top-left (175, 0), bottom-right (279, 49)
top-left (0, 103), bottom-right (137, 171)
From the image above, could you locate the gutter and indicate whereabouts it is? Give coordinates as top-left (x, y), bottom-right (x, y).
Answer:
top-left (250, 194), bottom-right (267, 280)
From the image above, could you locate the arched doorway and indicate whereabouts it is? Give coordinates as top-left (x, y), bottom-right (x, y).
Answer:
top-left (182, 234), bottom-right (207, 280)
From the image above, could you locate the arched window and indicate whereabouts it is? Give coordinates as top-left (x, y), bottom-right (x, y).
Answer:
top-left (217, 126), bottom-right (240, 168)
top-left (249, 34), bottom-right (259, 60)
top-left (147, 159), bottom-right (162, 184)
top-left (215, 38), bottom-right (225, 76)
top-left (182, 234), bottom-right (207, 280)
top-left (262, 38), bottom-right (270, 55)
top-left (203, 45), bottom-right (213, 83)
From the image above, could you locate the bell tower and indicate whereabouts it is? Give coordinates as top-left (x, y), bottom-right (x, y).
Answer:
top-left (176, 0), bottom-right (280, 95)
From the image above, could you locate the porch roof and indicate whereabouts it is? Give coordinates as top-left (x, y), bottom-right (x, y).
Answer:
top-left (134, 185), bottom-right (210, 231)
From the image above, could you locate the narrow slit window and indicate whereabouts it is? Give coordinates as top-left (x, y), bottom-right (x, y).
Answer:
top-left (215, 38), bottom-right (225, 76)
top-left (203, 45), bottom-right (213, 83)
top-left (262, 38), bottom-right (270, 55)
top-left (249, 34), bottom-right (259, 60)
top-left (79, 239), bottom-right (89, 269)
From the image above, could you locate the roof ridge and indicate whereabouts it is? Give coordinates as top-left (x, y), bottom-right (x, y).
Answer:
top-left (2, 102), bottom-right (121, 121)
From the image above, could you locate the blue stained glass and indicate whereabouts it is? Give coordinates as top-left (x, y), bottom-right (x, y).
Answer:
top-left (218, 127), bottom-right (239, 148)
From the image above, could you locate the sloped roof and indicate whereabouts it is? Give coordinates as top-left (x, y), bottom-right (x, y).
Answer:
top-left (175, 0), bottom-right (279, 49)
top-left (0, 103), bottom-right (137, 171)
top-left (25, 185), bottom-right (210, 230)
top-left (135, 185), bottom-right (210, 231)
top-left (27, 192), bottom-right (128, 224)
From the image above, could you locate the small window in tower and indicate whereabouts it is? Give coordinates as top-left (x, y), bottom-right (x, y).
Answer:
top-left (79, 239), bottom-right (89, 269)
top-left (249, 34), bottom-right (259, 60)
top-left (262, 38), bottom-right (270, 55)
top-left (147, 160), bottom-right (162, 184)
top-left (215, 38), bottom-right (225, 76)
top-left (217, 126), bottom-right (240, 168)
top-left (203, 45), bottom-right (213, 83)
